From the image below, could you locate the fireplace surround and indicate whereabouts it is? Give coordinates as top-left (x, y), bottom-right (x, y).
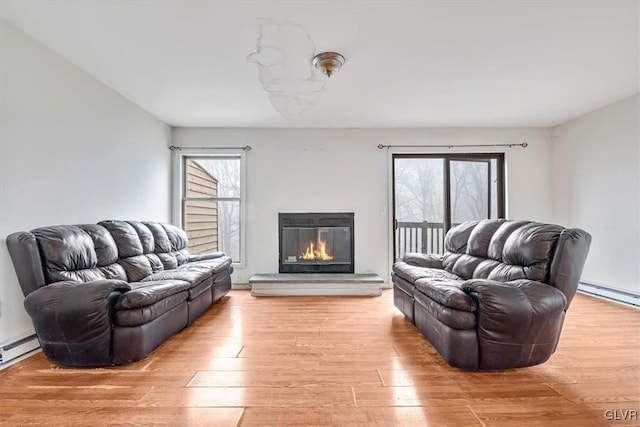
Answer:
top-left (279, 212), bottom-right (354, 274)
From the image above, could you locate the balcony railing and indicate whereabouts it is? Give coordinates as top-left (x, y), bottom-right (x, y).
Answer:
top-left (395, 221), bottom-right (446, 260)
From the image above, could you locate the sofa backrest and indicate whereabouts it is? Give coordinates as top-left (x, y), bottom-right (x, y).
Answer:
top-left (7, 221), bottom-right (191, 296)
top-left (7, 224), bottom-right (128, 296)
top-left (98, 221), bottom-right (189, 282)
top-left (442, 219), bottom-right (591, 307)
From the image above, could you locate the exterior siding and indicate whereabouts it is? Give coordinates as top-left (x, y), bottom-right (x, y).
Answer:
top-left (184, 159), bottom-right (218, 254)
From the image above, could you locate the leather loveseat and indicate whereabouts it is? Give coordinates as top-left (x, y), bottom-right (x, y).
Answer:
top-left (392, 219), bottom-right (591, 371)
top-left (7, 220), bottom-right (233, 368)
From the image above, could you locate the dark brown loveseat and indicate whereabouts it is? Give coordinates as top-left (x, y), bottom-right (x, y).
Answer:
top-left (392, 219), bottom-right (591, 371)
top-left (7, 220), bottom-right (233, 368)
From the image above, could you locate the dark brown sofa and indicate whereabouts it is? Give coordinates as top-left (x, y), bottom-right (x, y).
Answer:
top-left (7, 220), bottom-right (233, 368)
top-left (392, 219), bottom-right (591, 371)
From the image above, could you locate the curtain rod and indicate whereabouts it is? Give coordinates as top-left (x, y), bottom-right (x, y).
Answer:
top-left (169, 145), bottom-right (252, 151)
top-left (377, 142), bottom-right (528, 150)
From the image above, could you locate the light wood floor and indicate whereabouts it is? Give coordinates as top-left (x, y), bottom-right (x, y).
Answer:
top-left (1, 290), bottom-right (638, 426)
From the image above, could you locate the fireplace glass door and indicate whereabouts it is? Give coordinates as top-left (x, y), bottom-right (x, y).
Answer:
top-left (279, 213), bottom-right (354, 273)
top-left (281, 226), bottom-right (351, 267)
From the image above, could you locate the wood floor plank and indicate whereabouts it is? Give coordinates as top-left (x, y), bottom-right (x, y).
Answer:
top-left (139, 386), bottom-right (355, 408)
top-left (0, 290), bottom-right (638, 426)
top-left (352, 384), bottom-right (471, 407)
top-left (240, 406), bottom-right (482, 426)
top-left (237, 344), bottom-right (400, 357)
top-left (3, 407), bottom-right (244, 427)
top-left (548, 381), bottom-right (640, 403)
top-left (188, 368), bottom-right (382, 387)
top-left (470, 397), bottom-right (604, 426)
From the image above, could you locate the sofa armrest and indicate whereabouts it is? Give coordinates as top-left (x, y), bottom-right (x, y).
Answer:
top-left (402, 252), bottom-right (443, 269)
top-left (461, 279), bottom-right (567, 370)
top-left (24, 279), bottom-right (131, 367)
top-left (188, 252), bottom-right (226, 263)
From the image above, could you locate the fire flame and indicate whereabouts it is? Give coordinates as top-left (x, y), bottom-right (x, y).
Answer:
top-left (300, 237), bottom-right (333, 261)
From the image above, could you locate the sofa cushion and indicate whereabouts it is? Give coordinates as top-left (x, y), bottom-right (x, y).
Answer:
top-left (115, 291), bottom-right (188, 327)
top-left (487, 220), bottom-right (530, 261)
top-left (32, 225), bottom-right (97, 281)
top-left (402, 253), bottom-right (443, 269)
top-left (77, 225), bottom-right (119, 266)
top-left (99, 220), bottom-right (144, 258)
top-left (466, 219), bottom-right (505, 258)
top-left (143, 222), bottom-right (190, 268)
top-left (126, 221), bottom-right (155, 254)
top-left (142, 269), bottom-right (210, 286)
top-left (414, 278), bottom-right (477, 312)
top-left (500, 223), bottom-right (563, 282)
top-left (472, 259), bottom-right (502, 279)
top-left (177, 256), bottom-right (233, 274)
top-left (189, 253), bottom-right (226, 262)
top-left (441, 221), bottom-right (566, 283)
top-left (162, 223), bottom-right (188, 253)
top-left (141, 269), bottom-right (212, 300)
top-left (414, 290), bottom-right (476, 330)
top-left (117, 255), bottom-right (153, 282)
top-left (155, 252), bottom-right (179, 270)
top-left (393, 262), bottom-right (461, 284)
top-left (392, 273), bottom-right (416, 296)
top-left (444, 221), bottom-right (478, 253)
top-left (187, 278), bottom-right (213, 300)
top-left (99, 221), bottom-right (169, 282)
top-left (143, 222), bottom-right (172, 253)
top-left (31, 225), bottom-right (127, 283)
top-left (450, 254), bottom-right (485, 279)
top-left (115, 280), bottom-right (190, 310)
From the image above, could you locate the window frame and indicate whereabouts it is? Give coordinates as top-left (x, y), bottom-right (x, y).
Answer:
top-left (172, 149), bottom-right (246, 267)
top-left (391, 152), bottom-right (505, 259)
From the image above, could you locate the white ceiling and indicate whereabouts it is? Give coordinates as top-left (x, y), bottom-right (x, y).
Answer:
top-left (1, 1), bottom-right (638, 128)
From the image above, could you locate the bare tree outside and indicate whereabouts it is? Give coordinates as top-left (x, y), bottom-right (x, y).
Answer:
top-left (451, 160), bottom-right (489, 223)
top-left (395, 158), bottom-right (444, 223)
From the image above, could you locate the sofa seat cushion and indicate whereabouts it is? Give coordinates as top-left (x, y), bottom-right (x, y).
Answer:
top-left (393, 262), bottom-right (462, 284)
top-left (392, 273), bottom-right (416, 296)
top-left (414, 290), bottom-right (476, 330)
top-left (141, 269), bottom-right (212, 300)
top-left (177, 256), bottom-right (233, 274)
top-left (414, 279), bottom-right (477, 312)
top-left (115, 291), bottom-right (188, 327)
top-left (115, 280), bottom-right (190, 310)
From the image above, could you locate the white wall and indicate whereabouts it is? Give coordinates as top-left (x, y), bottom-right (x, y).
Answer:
top-left (551, 94), bottom-right (639, 294)
top-left (0, 23), bottom-right (171, 344)
top-left (172, 127), bottom-right (554, 285)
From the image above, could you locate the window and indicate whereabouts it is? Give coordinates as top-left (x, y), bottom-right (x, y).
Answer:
top-left (181, 155), bottom-right (243, 262)
top-left (392, 153), bottom-right (504, 260)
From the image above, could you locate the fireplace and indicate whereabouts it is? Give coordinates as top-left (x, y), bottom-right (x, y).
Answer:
top-left (279, 212), bottom-right (354, 273)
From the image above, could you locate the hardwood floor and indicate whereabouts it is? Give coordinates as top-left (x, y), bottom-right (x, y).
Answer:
top-left (1, 290), bottom-right (638, 426)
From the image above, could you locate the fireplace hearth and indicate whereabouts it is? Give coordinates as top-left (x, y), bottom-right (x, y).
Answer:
top-left (279, 212), bottom-right (354, 274)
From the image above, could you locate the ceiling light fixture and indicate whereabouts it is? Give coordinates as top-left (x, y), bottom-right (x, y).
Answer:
top-left (312, 52), bottom-right (345, 77)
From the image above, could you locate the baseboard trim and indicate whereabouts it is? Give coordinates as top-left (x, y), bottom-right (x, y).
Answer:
top-left (578, 282), bottom-right (639, 308)
top-left (0, 333), bottom-right (41, 370)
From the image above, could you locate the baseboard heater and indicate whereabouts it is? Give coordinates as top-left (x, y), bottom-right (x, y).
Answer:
top-left (0, 333), bottom-right (40, 368)
top-left (578, 282), bottom-right (639, 308)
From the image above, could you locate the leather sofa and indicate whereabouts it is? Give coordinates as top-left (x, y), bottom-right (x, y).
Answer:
top-left (392, 219), bottom-right (591, 371)
top-left (7, 220), bottom-right (233, 368)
